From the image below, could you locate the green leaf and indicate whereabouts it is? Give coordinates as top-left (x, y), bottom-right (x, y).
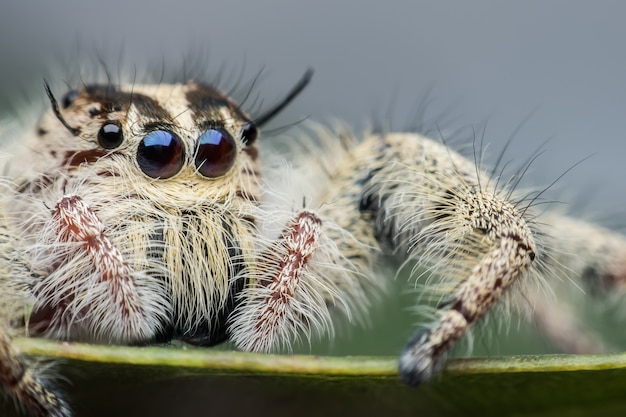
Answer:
top-left (4, 337), bottom-right (626, 417)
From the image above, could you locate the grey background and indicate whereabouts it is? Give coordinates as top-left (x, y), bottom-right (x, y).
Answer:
top-left (2, 0), bottom-right (625, 212)
top-left (1, 0), bottom-right (626, 355)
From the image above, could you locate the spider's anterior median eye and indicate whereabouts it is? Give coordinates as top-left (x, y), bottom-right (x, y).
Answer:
top-left (137, 130), bottom-right (185, 179)
top-left (195, 128), bottom-right (237, 178)
top-left (97, 122), bottom-right (124, 149)
top-left (241, 122), bottom-right (258, 145)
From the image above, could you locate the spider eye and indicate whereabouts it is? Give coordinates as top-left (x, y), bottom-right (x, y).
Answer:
top-left (195, 128), bottom-right (237, 178)
top-left (97, 121), bottom-right (124, 149)
top-left (241, 122), bottom-right (258, 145)
top-left (137, 130), bottom-right (185, 179)
top-left (61, 90), bottom-right (79, 108)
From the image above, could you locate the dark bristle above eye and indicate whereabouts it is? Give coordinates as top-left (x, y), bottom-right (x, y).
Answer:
top-left (254, 68), bottom-right (313, 128)
top-left (43, 80), bottom-right (80, 136)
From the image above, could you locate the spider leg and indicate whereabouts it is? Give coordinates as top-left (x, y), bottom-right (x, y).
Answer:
top-left (0, 210), bottom-right (71, 417)
top-left (529, 293), bottom-right (607, 354)
top-left (396, 184), bottom-right (536, 384)
top-left (316, 131), bottom-right (538, 384)
top-left (228, 209), bottom-right (328, 352)
top-left (543, 215), bottom-right (626, 296)
top-left (0, 327), bottom-right (70, 417)
top-left (522, 214), bottom-right (626, 354)
top-left (228, 208), bottom-right (375, 352)
top-left (30, 194), bottom-right (169, 343)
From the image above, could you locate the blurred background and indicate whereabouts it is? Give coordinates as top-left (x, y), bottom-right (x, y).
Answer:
top-left (1, 0), bottom-right (626, 357)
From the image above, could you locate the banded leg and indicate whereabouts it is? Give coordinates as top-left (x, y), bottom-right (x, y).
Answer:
top-left (30, 195), bottom-right (169, 343)
top-left (317, 132), bottom-right (538, 384)
top-left (228, 209), bottom-right (376, 352)
top-left (0, 327), bottom-right (70, 417)
top-left (0, 208), bottom-right (70, 417)
top-left (522, 214), bottom-right (626, 354)
top-left (529, 294), bottom-right (607, 354)
top-left (385, 180), bottom-right (535, 383)
top-left (543, 214), bottom-right (626, 296)
top-left (228, 210), bottom-right (326, 352)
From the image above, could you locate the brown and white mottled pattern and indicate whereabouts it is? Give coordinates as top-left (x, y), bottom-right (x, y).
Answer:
top-left (2, 74), bottom-right (626, 417)
top-left (229, 210), bottom-right (329, 352)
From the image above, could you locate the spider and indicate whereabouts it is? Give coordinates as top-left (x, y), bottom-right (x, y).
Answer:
top-left (1, 68), bottom-right (625, 417)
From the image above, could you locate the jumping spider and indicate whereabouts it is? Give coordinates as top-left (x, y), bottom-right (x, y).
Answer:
top-left (1, 68), bottom-right (625, 417)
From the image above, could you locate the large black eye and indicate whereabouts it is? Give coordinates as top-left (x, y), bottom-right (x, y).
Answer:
top-left (137, 130), bottom-right (185, 179)
top-left (241, 122), bottom-right (258, 145)
top-left (195, 128), bottom-right (237, 178)
top-left (97, 122), bottom-right (124, 149)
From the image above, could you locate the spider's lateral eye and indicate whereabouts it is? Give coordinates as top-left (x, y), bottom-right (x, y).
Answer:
top-left (241, 122), bottom-right (258, 145)
top-left (97, 121), bottom-right (124, 149)
top-left (195, 128), bottom-right (237, 178)
top-left (61, 90), bottom-right (79, 109)
top-left (137, 130), bottom-right (185, 179)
